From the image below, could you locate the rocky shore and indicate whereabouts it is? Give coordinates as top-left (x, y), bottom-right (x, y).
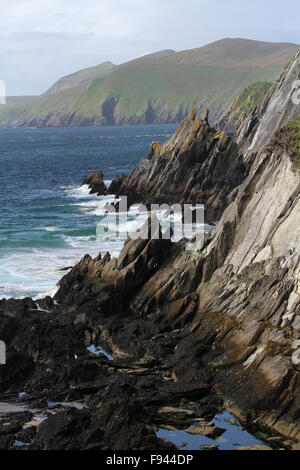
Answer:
top-left (0, 51), bottom-right (300, 451)
top-left (85, 108), bottom-right (248, 223)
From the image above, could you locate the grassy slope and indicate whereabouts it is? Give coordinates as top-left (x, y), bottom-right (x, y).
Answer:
top-left (0, 83), bottom-right (90, 122)
top-left (0, 39), bottom-right (299, 126)
top-left (217, 82), bottom-right (272, 132)
top-left (6, 96), bottom-right (38, 105)
top-left (0, 64), bottom-right (282, 124)
top-left (144, 38), bottom-right (300, 67)
top-left (80, 64), bottom-right (281, 119)
top-left (45, 61), bottom-right (117, 95)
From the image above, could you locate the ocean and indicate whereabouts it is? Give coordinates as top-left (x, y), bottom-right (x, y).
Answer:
top-left (0, 124), bottom-right (177, 299)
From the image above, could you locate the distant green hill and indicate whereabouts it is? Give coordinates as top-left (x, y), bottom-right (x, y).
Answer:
top-left (0, 38), bottom-right (299, 127)
top-left (6, 96), bottom-right (38, 105)
top-left (44, 61), bottom-right (117, 95)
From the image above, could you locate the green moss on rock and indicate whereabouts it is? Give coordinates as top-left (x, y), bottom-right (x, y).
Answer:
top-left (286, 117), bottom-right (300, 169)
top-left (218, 82), bottom-right (272, 133)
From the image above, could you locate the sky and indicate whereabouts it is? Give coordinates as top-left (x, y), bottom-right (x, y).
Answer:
top-left (1, 0), bottom-right (300, 95)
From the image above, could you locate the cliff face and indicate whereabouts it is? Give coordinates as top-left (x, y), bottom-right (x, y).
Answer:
top-left (66, 51), bottom-right (300, 445)
top-left (236, 51), bottom-right (300, 154)
top-left (107, 109), bottom-right (247, 222)
top-left (194, 128), bottom-right (300, 438)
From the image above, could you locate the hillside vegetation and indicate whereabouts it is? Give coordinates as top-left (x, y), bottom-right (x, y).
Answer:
top-left (0, 38), bottom-right (299, 127)
top-left (45, 61), bottom-right (117, 95)
top-left (287, 116), bottom-right (300, 168)
top-left (217, 81), bottom-right (272, 133)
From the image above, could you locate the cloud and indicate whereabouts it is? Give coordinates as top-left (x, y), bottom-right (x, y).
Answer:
top-left (1, 0), bottom-right (300, 95)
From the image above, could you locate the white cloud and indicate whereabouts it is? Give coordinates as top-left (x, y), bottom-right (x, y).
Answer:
top-left (1, 0), bottom-right (299, 95)
top-left (1, 0), bottom-right (143, 36)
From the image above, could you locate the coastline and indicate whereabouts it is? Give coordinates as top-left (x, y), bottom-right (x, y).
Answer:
top-left (0, 51), bottom-right (300, 451)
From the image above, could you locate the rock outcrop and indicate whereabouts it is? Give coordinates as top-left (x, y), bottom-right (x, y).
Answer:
top-left (0, 292), bottom-right (217, 450)
top-left (107, 109), bottom-right (247, 222)
top-left (82, 171), bottom-right (107, 196)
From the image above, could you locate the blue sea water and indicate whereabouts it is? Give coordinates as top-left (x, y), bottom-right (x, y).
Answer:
top-left (156, 411), bottom-right (271, 451)
top-left (0, 124), bottom-right (177, 299)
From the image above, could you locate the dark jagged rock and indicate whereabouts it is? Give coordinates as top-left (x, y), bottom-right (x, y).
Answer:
top-left (82, 170), bottom-right (107, 195)
top-left (107, 109), bottom-right (247, 222)
top-left (32, 397), bottom-right (180, 451)
top-left (55, 215), bottom-right (174, 310)
top-left (0, 411), bottom-right (34, 450)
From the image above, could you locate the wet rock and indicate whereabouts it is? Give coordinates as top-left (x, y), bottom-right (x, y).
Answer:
top-left (0, 434), bottom-right (14, 450)
top-left (225, 418), bottom-right (238, 425)
top-left (0, 411), bottom-right (34, 450)
top-left (235, 445), bottom-right (272, 451)
top-left (82, 170), bottom-right (107, 196)
top-left (200, 445), bottom-right (219, 451)
top-left (186, 423), bottom-right (226, 438)
top-left (33, 408), bottom-right (92, 450)
top-left (33, 397), bottom-right (168, 451)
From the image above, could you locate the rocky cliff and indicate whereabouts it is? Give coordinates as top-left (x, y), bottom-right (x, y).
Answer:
top-left (0, 50), bottom-right (300, 451)
top-left (236, 50), bottom-right (300, 153)
top-left (70, 50), bottom-right (300, 446)
top-left (105, 109), bottom-right (247, 222)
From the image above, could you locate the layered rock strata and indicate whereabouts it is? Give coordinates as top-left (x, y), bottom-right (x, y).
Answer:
top-left (0, 51), bottom-right (300, 451)
top-left (89, 109), bottom-right (248, 223)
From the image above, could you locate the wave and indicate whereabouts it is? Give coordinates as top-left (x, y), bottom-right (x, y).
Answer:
top-left (62, 184), bottom-right (92, 198)
top-left (0, 180), bottom-right (214, 299)
top-left (0, 236), bottom-right (125, 299)
top-left (35, 227), bottom-right (60, 232)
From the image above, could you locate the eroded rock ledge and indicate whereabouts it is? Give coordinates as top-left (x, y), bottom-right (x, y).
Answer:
top-left (82, 170), bottom-right (107, 196)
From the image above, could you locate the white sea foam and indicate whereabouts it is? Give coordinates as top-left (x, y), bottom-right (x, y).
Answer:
top-left (73, 195), bottom-right (117, 216)
top-left (1, 182), bottom-right (214, 300)
top-left (35, 227), bottom-right (60, 232)
top-left (104, 216), bottom-right (149, 235)
top-left (0, 237), bottom-right (124, 299)
top-left (62, 184), bottom-right (92, 198)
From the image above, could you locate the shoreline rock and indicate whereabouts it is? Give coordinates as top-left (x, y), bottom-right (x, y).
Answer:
top-left (82, 170), bottom-right (107, 196)
top-left (106, 109), bottom-right (247, 223)
top-left (0, 51), bottom-right (300, 450)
